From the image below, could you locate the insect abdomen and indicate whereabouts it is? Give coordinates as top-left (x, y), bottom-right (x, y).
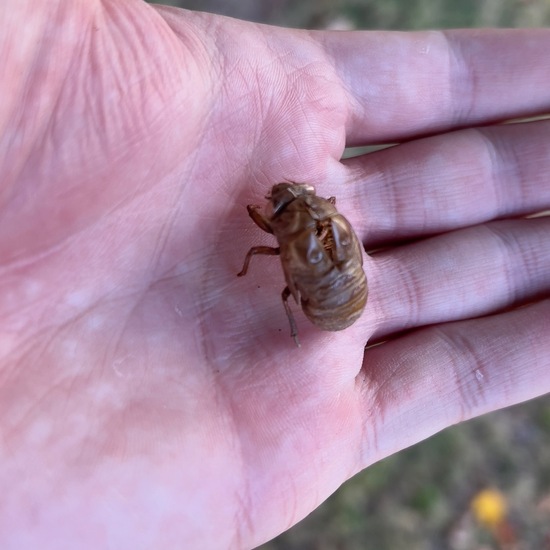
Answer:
top-left (299, 264), bottom-right (368, 331)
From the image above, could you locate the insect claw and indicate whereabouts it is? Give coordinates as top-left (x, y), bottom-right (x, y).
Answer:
top-left (237, 246), bottom-right (280, 278)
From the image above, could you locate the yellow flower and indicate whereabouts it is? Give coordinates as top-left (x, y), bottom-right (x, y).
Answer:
top-left (471, 488), bottom-right (508, 529)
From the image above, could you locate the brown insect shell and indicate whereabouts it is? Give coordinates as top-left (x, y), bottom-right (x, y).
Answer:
top-left (267, 187), bottom-right (367, 332)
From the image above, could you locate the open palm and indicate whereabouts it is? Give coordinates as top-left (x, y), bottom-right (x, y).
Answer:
top-left (1, 2), bottom-right (549, 548)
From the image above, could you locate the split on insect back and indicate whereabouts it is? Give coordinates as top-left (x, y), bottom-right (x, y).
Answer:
top-left (237, 182), bottom-right (368, 346)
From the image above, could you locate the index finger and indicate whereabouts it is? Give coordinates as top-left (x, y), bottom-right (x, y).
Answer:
top-left (319, 29), bottom-right (550, 144)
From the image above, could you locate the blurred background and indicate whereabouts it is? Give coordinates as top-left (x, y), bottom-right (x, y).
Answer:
top-left (146, 0), bottom-right (550, 29)
top-left (146, 1), bottom-right (550, 548)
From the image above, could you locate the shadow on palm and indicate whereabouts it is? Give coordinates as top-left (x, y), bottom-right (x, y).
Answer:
top-left (180, 172), bottom-right (370, 419)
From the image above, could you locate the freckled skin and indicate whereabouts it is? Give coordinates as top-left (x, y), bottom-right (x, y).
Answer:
top-left (237, 183), bottom-right (368, 343)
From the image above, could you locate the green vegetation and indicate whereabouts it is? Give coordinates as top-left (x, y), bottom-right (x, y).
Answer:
top-left (147, 0), bottom-right (550, 30)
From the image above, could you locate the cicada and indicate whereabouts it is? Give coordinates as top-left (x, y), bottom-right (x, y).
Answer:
top-left (237, 183), bottom-right (367, 345)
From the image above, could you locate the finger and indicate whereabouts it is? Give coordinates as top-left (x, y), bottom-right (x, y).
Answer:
top-left (344, 119), bottom-right (550, 245)
top-left (364, 217), bottom-right (550, 339)
top-left (318, 28), bottom-right (550, 144)
top-left (358, 299), bottom-right (550, 466)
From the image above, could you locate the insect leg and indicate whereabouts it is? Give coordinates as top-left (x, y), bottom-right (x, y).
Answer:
top-left (237, 246), bottom-right (280, 277)
top-left (247, 205), bottom-right (273, 234)
top-left (282, 286), bottom-right (300, 347)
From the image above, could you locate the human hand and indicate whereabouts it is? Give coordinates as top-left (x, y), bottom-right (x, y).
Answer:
top-left (1, 1), bottom-right (549, 548)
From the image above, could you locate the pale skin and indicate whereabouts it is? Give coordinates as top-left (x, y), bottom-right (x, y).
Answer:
top-left (1, 1), bottom-right (550, 548)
